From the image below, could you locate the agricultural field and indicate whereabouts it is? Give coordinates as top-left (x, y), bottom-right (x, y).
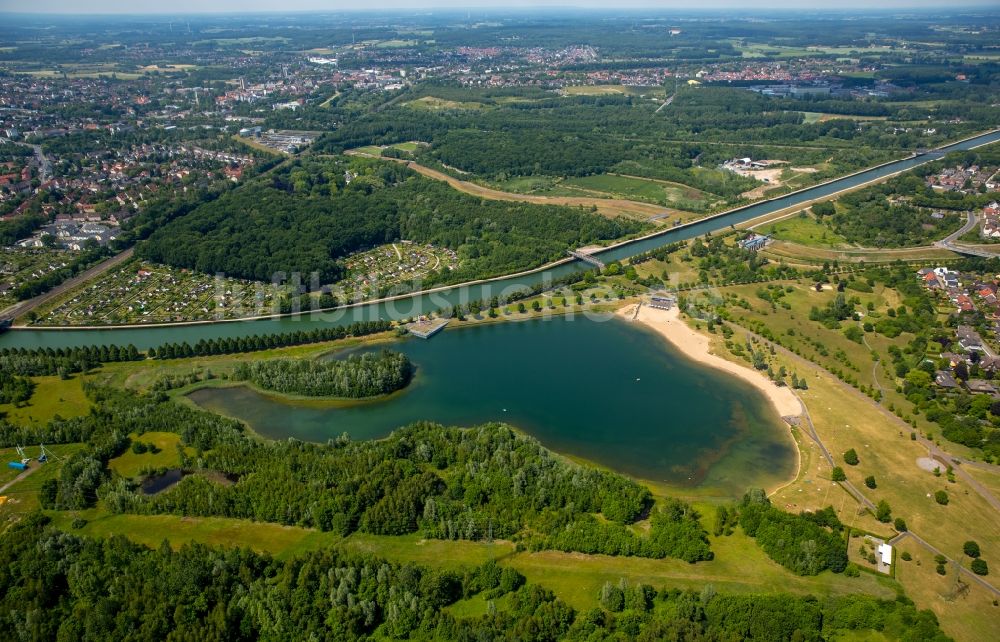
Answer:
top-left (30, 259), bottom-right (282, 326)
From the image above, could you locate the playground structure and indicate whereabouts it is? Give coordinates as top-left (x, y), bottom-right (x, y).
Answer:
top-left (7, 444), bottom-right (58, 470)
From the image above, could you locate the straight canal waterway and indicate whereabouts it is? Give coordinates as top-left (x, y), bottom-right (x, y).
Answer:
top-left (187, 316), bottom-right (796, 497)
top-left (6, 128), bottom-right (998, 351)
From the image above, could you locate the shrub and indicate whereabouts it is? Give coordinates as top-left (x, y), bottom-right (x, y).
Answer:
top-left (864, 475), bottom-right (876, 489)
top-left (964, 541), bottom-right (981, 558)
top-left (934, 490), bottom-right (949, 505)
top-left (901, 551), bottom-right (912, 561)
top-left (893, 517), bottom-right (907, 532)
top-left (971, 559), bottom-right (989, 576)
top-left (843, 449), bottom-right (859, 466)
top-left (831, 467), bottom-right (846, 482)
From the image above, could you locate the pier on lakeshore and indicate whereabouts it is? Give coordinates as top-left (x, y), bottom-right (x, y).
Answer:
top-left (407, 317), bottom-right (450, 339)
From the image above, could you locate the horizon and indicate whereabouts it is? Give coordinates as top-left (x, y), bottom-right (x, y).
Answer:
top-left (3, 0), bottom-right (1000, 16)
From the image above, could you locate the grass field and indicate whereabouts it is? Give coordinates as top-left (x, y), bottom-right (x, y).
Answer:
top-left (759, 211), bottom-right (850, 247)
top-left (893, 535), bottom-right (1000, 642)
top-left (39, 504), bottom-right (893, 614)
top-left (405, 96), bottom-right (486, 110)
top-left (107, 432), bottom-right (197, 478)
top-left (0, 444), bottom-right (87, 514)
top-left (403, 161), bottom-right (677, 222)
top-left (800, 112), bottom-right (889, 124)
top-left (0, 375), bottom-right (90, 426)
top-left (761, 240), bottom-right (954, 265)
top-left (561, 85), bottom-right (664, 97)
top-left (562, 85), bottom-right (628, 96)
top-left (561, 173), bottom-right (718, 209)
top-left (685, 311), bottom-right (1000, 640)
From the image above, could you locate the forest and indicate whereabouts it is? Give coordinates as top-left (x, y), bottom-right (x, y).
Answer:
top-left (0, 514), bottom-right (951, 641)
top-left (138, 156), bottom-right (642, 286)
top-left (312, 85), bottom-right (966, 190)
top-left (32, 385), bottom-right (708, 561)
top-left (822, 146), bottom-right (1000, 247)
top-left (231, 350), bottom-right (413, 398)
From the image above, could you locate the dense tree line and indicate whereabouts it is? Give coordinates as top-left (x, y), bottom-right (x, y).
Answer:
top-left (736, 489), bottom-right (849, 576)
top-left (0, 212), bottom-right (47, 246)
top-left (107, 414), bottom-right (695, 559)
top-left (232, 350), bottom-right (413, 398)
top-left (0, 369), bottom-right (34, 404)
top-left (138, 156), bottom-right (642, 285)
top-left (0, 514), bottom-right (951, 641)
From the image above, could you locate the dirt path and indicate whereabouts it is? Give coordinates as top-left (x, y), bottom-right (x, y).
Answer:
top-left (890, 530), bottom-right (1000, 599)
top-left (1, 246), bottom-right (135, 325)
top-left (405, 161), bottom-right (673, 219)
top-left (342, 152), bottom-right (677, 221)
top-left (0, 465), bottom-right (35, 495)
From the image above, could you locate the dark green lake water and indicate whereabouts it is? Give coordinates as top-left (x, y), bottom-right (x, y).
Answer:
top-left (187, 316), bottom-right (795, 496)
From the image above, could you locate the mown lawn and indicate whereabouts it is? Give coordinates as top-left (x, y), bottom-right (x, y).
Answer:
top-left (759, 212), bottom-right (849, 248)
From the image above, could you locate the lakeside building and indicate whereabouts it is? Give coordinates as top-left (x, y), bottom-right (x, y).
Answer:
top-left (649, 295), bottom-right (676, 310)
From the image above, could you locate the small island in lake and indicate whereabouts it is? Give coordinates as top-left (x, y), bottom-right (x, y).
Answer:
top-left (231, 350), bottom-right (413, 398)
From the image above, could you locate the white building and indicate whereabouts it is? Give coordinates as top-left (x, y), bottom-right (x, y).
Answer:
top-left (877, 543), bottom-right (893, 567)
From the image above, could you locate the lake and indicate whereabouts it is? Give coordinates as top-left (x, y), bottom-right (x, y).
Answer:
top-left (187, 315), bottom-right (796, 497)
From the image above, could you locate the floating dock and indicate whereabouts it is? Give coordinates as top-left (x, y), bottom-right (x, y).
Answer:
top-left (407, 317), bottom-right (450, 339)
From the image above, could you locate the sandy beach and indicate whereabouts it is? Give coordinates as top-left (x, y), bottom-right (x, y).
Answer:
top-left (621, 303), bottom-right (803, 418)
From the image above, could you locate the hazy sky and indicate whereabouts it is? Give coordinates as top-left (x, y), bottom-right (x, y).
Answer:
top-left (2, 0), bottom-right (998, 14)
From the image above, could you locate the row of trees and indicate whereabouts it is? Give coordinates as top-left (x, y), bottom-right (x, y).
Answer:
top-left (231, 350), bottom-right (413, 398)
top-left (147, 321), bottom-right (394, 360)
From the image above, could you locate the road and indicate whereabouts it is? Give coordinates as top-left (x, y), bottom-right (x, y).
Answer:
top-left (0, 138), bottom-right (51, 182)
top-left (934, 211), bottom-right (1000, 258)
top-left (655, 93), bottom-right (675, 113)
top-left (0, 247), bottom-right (135, 324)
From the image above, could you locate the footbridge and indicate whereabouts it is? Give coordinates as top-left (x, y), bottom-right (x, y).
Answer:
top-left (568, 249), bottom-right (606, 270)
